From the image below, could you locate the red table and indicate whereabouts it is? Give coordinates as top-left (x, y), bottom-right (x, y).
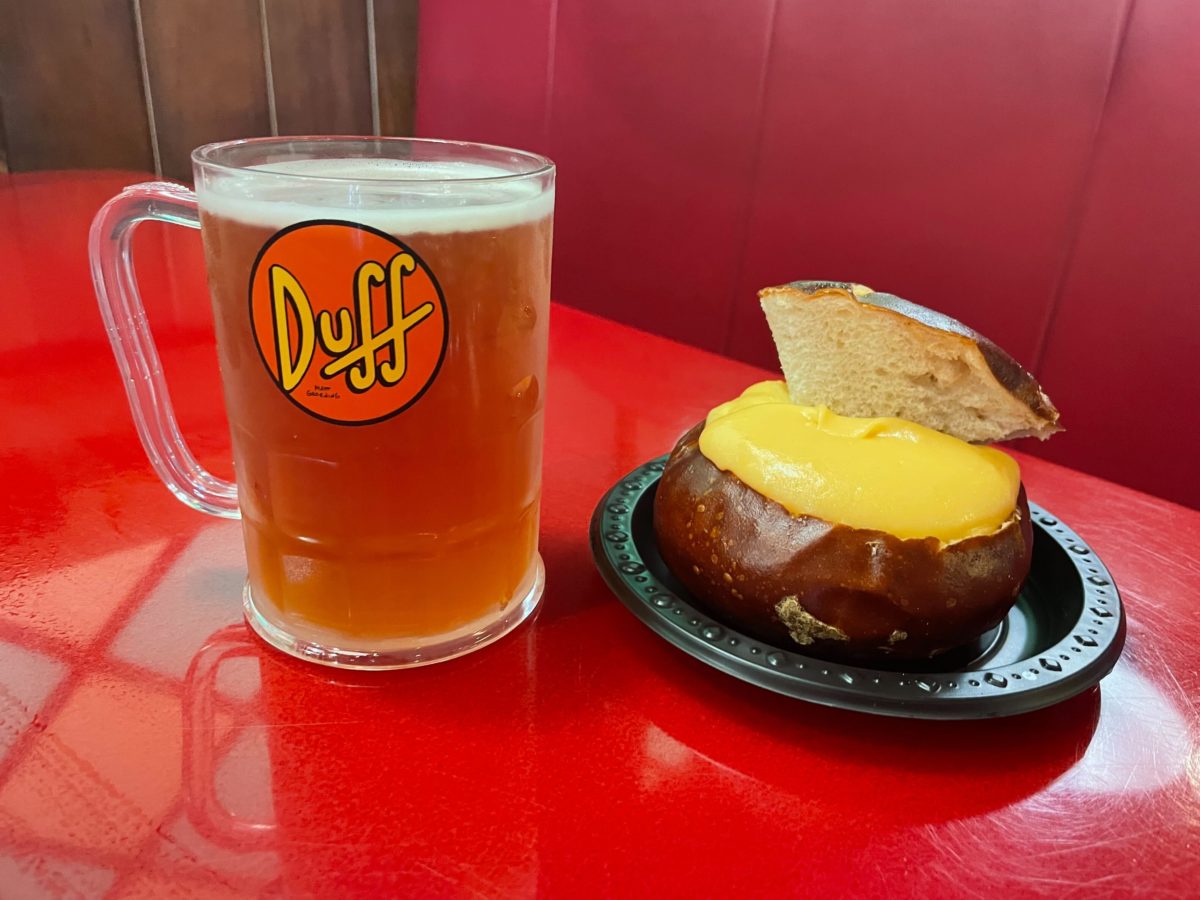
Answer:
top-left (2, 172), bottom-right (1198, 898)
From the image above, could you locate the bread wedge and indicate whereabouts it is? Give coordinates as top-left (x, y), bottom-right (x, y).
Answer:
top-left (758, 281), bottom-right (1061, 443)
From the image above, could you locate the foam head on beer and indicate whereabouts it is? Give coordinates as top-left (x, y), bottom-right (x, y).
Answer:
top-left (198, 158), bottom-right (554, 232)
top-left (197, 152), bottom-right (554, 651)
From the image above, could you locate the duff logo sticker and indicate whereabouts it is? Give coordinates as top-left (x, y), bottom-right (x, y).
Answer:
top-left (248, 221), bottom-right (447, 425)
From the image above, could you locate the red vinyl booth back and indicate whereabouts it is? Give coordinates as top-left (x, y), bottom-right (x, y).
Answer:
top-left (415, 0), bottom-right (1200, 510)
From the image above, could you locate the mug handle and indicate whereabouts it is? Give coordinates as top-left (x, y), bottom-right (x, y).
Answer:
top-left (89, 182), bottom-right (239, 518)
top-left (184, 626), bottom-right (277, 847)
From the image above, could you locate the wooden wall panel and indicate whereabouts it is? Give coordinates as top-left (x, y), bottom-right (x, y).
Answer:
top-left (140, 0), bottom-right (273, 181)
top-left (0, 0), bottom-right (417, 175)
top-left (0, 102), bottom-right (8, 174)
top-left (264, 0), bottom-right (374, 135)
top-left (0, 0), bottom-right (153, 172)
top-left (374, 0), bottom-right (420, 135)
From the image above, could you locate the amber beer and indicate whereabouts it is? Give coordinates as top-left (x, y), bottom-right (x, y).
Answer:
top-left (197, 154), bottom-right (553, 660)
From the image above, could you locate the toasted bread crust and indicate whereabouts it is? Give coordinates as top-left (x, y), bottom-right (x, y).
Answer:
top-left (760, 281), bottom-right (1061, 441)
top-left (853, 289), bottom-right (1061, 431)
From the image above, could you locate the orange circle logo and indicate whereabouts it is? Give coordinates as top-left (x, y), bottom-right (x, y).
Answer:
top-left (249, 221), bottom-right (447, 425)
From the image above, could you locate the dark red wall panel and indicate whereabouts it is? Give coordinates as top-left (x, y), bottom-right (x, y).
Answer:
top-left (541, 0), bottom-right (776, 352)
top-left (1031, 0), bottom-right (1200, 509)
top-left (415, 0), bottom-right (555, 152)
top-left (417, 0), bottom-right (776, 352)
top-left (415, 0), bottom-right (1199, 508)
top-left (727, 0), bottom-right (1127, 370)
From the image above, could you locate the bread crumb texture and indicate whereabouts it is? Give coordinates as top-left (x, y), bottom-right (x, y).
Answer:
top-left (759, 286), bottom-right (1060, 442)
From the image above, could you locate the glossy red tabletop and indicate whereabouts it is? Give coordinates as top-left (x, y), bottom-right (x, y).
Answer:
top-left (2, 172), bottom-right (1198, 899)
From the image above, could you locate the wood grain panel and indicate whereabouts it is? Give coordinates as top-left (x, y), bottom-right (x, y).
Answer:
top-left (264, 0), bottom-right (373, 135)
top-left (0, 101), bottom-right (8, 173)
top-left (0, 102), bottom-right (7, 174)
top-left (373, 0), bottom-right (419, 135)
top-left (0, 0), bottom-right (153, 171)
top-left (140, 0), bottom-right (273, 181)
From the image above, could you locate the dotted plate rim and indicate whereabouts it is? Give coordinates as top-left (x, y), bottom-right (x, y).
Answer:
top-left (590, 456), bottom-right (1127, 720)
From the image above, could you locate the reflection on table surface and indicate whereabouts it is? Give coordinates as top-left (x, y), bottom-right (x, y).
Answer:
top-left (2, 514), bottom-right (1196, 896)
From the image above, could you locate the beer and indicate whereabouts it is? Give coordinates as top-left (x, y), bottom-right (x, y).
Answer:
top-left (196, 158), bottom-right (553, 653)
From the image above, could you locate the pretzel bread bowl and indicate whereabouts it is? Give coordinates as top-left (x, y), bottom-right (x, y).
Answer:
top-left (653, 282), bottom-right (1060, 663)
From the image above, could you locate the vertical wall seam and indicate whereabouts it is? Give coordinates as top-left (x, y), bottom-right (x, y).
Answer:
top-left (409, 0), bottom-right (420, 134)
top-left (131, 0), bottom-right (162, 176)
top-left (542, 0), bottom-right (560, 147)
top-left (720, 0), bottom-right (781, 356)
top-left (367, 0), bottom-right (381, 135)
top-left (259, 0), bottom-right (279, 135)
top-left (1031, 0), bottom-right (1137, 375)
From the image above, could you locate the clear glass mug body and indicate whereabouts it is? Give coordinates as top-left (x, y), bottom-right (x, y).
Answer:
top-left (90, 137), bottom-right (555, 668)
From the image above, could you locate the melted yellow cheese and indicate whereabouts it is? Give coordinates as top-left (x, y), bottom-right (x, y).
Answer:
top-left (698, 381), bottom-right (1020, 542)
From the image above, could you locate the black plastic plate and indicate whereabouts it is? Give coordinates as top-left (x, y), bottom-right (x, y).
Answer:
top-left (590, 457), bottom-right (1126, 720)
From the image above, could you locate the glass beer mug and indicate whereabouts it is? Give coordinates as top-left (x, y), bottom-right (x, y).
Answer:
top-left (90, 137), bottom-right (554, 668)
